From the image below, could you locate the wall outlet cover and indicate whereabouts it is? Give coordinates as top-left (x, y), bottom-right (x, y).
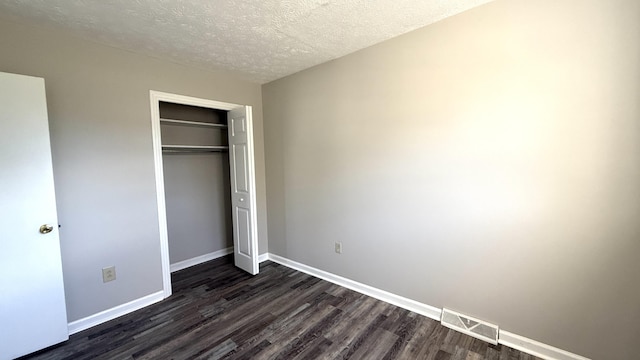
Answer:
top-left (102, 266), bottom-right (116, 283)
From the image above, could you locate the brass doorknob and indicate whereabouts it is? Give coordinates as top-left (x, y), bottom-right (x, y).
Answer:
top-left (39, 224), bottom-right (54, 234)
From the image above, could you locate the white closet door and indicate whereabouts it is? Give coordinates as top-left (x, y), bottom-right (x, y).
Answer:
top-left (227, 106), bottom-right (259, 275)
top-left (0, 72), bottom-right (69, 359)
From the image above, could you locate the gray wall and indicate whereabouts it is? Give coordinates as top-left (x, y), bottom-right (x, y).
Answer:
top-left (0, 17), bottom-right (268, 322)
top-left (262, 1), bottom-right (640, 359)
top-left (160, 103), bottom-right (233, 264)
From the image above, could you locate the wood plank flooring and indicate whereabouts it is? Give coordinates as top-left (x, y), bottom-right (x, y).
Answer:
top-left (21, 256), bottom-right (541, 360)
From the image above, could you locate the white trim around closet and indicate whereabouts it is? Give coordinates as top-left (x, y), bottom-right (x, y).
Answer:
top-left (149, 90), bottom-right (256, 300)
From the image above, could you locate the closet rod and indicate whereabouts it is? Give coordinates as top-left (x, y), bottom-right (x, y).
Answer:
top-left (162, 145), bottom-right (229, 153)
top-left (162, 150), bottom-right (228, 153)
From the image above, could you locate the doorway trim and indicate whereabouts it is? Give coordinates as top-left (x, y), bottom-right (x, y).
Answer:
top-left (149, 90), bottom-right (258, 298)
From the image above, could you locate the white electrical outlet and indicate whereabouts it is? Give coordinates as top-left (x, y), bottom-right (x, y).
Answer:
top-left (335, 242), bottom-right (342, 254)
top-left (102, 266), bottom-right (116, 283)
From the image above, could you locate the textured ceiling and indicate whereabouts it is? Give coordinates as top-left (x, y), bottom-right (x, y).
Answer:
top-left (0, 0), bottom-right (494, 83)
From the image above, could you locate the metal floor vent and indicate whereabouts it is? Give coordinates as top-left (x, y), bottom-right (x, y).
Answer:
top-left (441, 308), bottom-right (499, 345)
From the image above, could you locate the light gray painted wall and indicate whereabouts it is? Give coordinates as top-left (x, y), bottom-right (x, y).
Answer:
top-left (163, 153), bottom-right (232, 264)
top-left (0, 17), bottom-right (268, 322)
top-left (262, 1), bottom-right (640, 359)
top-left (160, 103), bottom-right (233, 264)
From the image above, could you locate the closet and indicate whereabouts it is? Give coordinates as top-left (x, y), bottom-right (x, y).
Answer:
top-left (159, 102), bottom-right (232, 271)
top-left (150, 91), bottom-right (260, 294)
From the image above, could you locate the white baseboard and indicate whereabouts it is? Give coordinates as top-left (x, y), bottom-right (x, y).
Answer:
top-left (67, 290), bottom-right (164, 335)
top-left (499, 330), bottom-right (590, 360)
top-left (265, 253), bottom-right (590, 360)
top-left (67, 251), bottom-right (590, 360)
top-left (170, 247), bottom-right (233, 273)
top-left (266, 253), bottom-right (442, 321)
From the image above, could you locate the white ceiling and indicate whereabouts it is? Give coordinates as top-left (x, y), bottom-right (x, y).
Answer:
top-left (0, 0), bottom-right (493, 84)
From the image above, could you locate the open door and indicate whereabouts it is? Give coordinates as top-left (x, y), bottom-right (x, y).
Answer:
top-left (227, 106), bottom-right (259, 275)
top-left (0, 72), bottom-right (69, 359)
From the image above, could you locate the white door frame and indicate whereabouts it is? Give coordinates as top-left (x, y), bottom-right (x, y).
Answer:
top-left (149, 90), bottom-right (259, 298)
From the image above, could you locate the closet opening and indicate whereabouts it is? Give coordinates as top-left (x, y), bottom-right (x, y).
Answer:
top-left (160, 102), bottom-right (232, 273)
top-left (150, 91), bottom-right (259, 299)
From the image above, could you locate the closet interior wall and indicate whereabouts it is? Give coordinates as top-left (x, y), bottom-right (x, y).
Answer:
top-left (159, 102), bottom-right (233, 267)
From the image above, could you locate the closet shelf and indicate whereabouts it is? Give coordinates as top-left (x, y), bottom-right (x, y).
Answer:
top-left (162, 145), bottom-right (228, 153)
top-left (160, 118), bottom-right (228, 129)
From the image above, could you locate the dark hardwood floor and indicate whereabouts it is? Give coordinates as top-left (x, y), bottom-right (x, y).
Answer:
top-left (22, 256), bottom-right (541, 360)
